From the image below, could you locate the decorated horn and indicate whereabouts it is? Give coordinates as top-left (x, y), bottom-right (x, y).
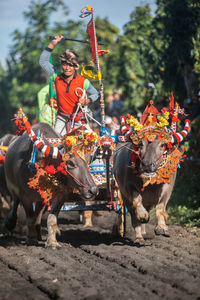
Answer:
top-left (29, 128), bottom-right (62, 159)
top-left (120, 116), bottom-right (133, 141)
top-left (16, 109), bottom-right (62, 160)
top-left (171, 119), bottom-right (190, 145)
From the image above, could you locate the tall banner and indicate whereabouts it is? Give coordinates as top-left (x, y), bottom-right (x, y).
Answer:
top-left (80, 6), bottom-right (109, 134)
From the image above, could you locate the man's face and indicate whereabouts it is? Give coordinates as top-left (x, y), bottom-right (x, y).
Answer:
top-left (62, 63), bottom-right (76, 77)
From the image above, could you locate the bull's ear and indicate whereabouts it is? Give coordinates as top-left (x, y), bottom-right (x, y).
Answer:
top-left (66, 159), bottom-right (77, 169)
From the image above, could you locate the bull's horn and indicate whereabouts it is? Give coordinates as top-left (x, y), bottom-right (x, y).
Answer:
top-left (120, 116), bottom-right (129, 135)
top-left (15, 109), bottom-right (62, 159)
top-left (120, 116), bottom-right (133, 141)
top-left (171, 119), bottom-right (190, 145)
top-left (29, 128), bottom-right (62, 159)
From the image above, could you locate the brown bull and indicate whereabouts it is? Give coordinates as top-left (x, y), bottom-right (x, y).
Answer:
top-left (114, 102), bottom-right (190, 243)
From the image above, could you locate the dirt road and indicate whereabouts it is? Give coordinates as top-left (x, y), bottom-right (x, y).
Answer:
top-left (0, 210), bottom-right (199, 300)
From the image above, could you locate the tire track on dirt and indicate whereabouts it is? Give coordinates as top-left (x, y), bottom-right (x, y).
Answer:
top-left (78, 242), bottom-right (198, 300)
top-left (0, 252), bottom-right (49, 300)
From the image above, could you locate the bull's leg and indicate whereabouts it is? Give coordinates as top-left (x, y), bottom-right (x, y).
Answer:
top-left (155, 202), bottom-right (170, 237)
top-left (154, 177), bottom-right (176, 237)
top-left (5, 196), bottom-right (20, 232)
top-left (141, 224), bottom-right (146, 235)
top-left (0, 194), bottom-right (10, 221)
top-left (83, 210), bottom-right (93, 227)
top-left (129, 210), bottom-right (144, 243)
top-left (131, 193), bottom-right (149, 223)
top-left (23, 201), bottom-right (38, 245)
top-left (45, 214), bottom-right (61, 249)
top-left (35, 203), bottom-right (46, 241)
top-left (45, 199), bottom-right (62, 249)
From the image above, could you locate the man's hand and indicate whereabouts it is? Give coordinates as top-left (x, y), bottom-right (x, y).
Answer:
top-left (47, 35), bottom-right (64, 50)
top-left (79, 97), bottom-right (90, 106)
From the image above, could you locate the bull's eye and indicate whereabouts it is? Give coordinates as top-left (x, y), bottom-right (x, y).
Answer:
top-left (160, 143), bottom-right (165, 148)
top-left (66, 160), bottom-right (76, 169)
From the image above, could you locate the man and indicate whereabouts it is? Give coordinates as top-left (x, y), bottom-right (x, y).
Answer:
top-left (108, 89), bottom-right (124, 121)
top-left (39, 35), bottom-right (99, 136)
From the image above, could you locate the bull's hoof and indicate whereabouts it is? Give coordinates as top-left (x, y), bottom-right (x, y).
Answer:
top-left (134, 237), bottom-right (145, 246)
top-left (5, 213), bottom-right (17, 232)
top-left (26, 238), bottom-right (38, 246)
top-left (45, 240), bottom-right (61, 249)
top-left (83, 222), bottom-right (93, 228)
top-left (154, 226), bottom-right (170, 237)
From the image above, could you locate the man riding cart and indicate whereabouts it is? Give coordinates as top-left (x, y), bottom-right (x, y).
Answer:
top-left (39, 35), bottom-right (99, 136)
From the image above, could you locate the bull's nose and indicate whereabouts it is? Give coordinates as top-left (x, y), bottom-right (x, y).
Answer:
top-left (142, 161), bottom-right (156, 172)
top-left (89, 186), bottom-right (99, 195)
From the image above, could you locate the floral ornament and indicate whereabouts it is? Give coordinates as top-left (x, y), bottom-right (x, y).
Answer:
top-left (126, 114), bottom-right (143, 131)
top-left (157, 111), bottom-right (170, 127)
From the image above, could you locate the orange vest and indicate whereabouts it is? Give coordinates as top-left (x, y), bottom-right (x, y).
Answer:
top-left (55, 73), bottom-right (85, 114)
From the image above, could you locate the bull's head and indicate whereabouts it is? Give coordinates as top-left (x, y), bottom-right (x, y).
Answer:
top-left (28, 126), bottom-right (99, 201)
top-left (130, 119), bottom-right (190, 179)
top-left (62, 153), bottom-right (99, 200)
top-left (138, 138), bottom-right (166, 176)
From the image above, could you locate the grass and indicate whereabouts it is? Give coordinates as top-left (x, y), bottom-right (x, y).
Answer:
top-left (167, 159), bottom-right (200, 227)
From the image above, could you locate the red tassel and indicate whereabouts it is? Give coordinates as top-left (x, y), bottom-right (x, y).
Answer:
top-left (45, 165), bottom-right (57, 174)
top-left (0, 156), bottom-right (5, 164)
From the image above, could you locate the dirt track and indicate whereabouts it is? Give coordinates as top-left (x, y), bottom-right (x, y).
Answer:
top-left (0, 210), bottom-right (199, 300)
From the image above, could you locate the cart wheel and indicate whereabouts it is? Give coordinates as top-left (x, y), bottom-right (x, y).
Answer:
top-left (112, 190), bottom-right (126, 238)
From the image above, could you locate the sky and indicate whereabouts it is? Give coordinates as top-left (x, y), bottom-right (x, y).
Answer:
top-left (0, 0), bottom-right (156, 66)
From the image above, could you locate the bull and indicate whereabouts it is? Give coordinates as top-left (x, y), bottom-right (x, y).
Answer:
top-left (0, 134), bottom-right (17, 222)
top-left (4, 123), bottom-right (99, 246)
top-left (114, 114), bottom-right (190, 243)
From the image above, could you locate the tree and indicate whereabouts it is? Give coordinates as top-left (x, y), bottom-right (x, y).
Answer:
top-left (3, 0), bottom-right (72, 119)
top-left (155, 0), bottom-right (200, 102)
top-left (117, 5), bottom-right (158, 110)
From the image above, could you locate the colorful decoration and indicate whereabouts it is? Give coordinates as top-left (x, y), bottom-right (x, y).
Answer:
top-left (13, 108), bottom-right (100, 205)
top-left (119, 95), bottom-right (191, 189)
top-left (126, 114), bottom-right (143, 131)
top-left (28, 159), bottom-right (72, 206)
top-left (0, 155), bottom-right (5, 164)
top-left (141, 148), bottom-right (184, 187)
top-left (99, 135), bottom-right (115, 152)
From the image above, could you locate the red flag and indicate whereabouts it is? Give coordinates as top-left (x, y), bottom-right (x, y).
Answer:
top-left (87, 17), bottom-right (102, 64)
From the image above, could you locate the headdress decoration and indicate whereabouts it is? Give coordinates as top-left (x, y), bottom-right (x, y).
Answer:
top-left (60, 49), bottom-right (79, 69)
top-left (119, 94), bottom-right (190, 189)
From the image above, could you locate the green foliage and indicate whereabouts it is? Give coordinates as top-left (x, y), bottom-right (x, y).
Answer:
top-left (167, 160), bottom-right (200, 227)
top-left (155, 0), bottom-right (200, 102)
top-left (168, 206), bottom-right (200, 227)
top-left (117, 5), bottom-right (157, 108)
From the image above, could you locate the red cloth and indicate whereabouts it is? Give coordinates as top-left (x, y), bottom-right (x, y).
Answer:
top-left (87, 17), bottom-right (103, 64)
